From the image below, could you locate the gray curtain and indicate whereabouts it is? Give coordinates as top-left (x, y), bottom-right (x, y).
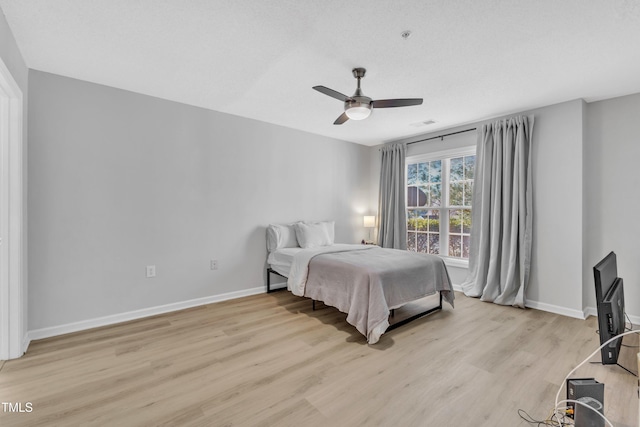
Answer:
top-left (461, 116), bottom-right (534, 308)
top-left (377, 143), bottom-right (407, 249)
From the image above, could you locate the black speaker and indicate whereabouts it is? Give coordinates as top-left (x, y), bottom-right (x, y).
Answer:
top-left (566, 378), bottom-right (604, 427)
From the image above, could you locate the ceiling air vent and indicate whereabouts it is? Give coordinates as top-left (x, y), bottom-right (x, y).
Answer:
top-left (410, 119), bottom-right (437, 127)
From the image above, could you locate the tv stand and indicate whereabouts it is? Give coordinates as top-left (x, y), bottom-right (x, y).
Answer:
top-left (590, 360), bottom-right (638, 377)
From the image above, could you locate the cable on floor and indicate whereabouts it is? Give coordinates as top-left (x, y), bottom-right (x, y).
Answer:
top-left (553, 329), bottom-right (640, 426)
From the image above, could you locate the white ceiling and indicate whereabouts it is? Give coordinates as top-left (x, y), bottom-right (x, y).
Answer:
top-left (2, 1), bottom-right (640, 146)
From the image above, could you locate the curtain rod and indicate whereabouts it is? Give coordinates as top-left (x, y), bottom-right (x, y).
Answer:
top-left (406, 128), bottom-right (476, 145)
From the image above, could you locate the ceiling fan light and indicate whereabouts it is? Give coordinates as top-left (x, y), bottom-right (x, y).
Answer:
top-left (345, 103), bottom-right (372, 120)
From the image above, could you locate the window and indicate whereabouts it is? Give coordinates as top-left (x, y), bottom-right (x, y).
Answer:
top-left (407, 147), bottom-right (475, 262)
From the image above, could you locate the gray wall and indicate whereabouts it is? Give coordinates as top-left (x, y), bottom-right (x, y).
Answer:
top-left (526, 100), bottom-right (585, 316)
top-left (584, 93), bottom-right (640, 320)
top-left (27, 70), bottom-right (372, 331)
top-left (0, 8), bottom-right (29, 344)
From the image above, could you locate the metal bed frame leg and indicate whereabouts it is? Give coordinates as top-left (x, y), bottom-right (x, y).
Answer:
top-left (267, 268), bottom-right (271, 293)
top-left (266, 267), bottom-right (321, 313)
top-left (386, 292), bottom-right (443, 332)
top-left (266, 268), bottom-right (287, 293)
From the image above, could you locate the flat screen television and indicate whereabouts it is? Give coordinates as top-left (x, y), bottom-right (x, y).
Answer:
top-left (593, 251), bottom-right (626, 365)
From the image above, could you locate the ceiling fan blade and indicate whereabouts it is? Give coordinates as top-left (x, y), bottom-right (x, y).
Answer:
top-left (333, 112), bottom-right (349, 125)
top-left (313, 86), bottom-right (351, 102)
top-left (372, 98), bottom-right (423, 108)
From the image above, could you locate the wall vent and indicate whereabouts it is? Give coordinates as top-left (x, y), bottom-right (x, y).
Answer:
top-left (410, 119), bottom-right (437, 127)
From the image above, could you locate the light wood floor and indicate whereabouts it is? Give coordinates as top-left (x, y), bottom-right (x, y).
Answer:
top-left (0, 291), bottom-right (637, 426)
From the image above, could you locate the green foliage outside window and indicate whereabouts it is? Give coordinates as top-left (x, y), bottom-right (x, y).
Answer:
top-left (408, 211), bottom-right (471, 232)
top-left (407, 217), bottom-right (439, 231)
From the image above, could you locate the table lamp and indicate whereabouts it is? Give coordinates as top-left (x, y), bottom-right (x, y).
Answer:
top-left (363, 215), bottom-right (375, 244)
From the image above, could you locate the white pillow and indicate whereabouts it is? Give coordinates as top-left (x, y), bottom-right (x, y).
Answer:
top-left (266, 223), bottom-right (299, 252)
top-left (294, 221), bottom-right (335, 248)
top-left (319, 220), bottom-right (335, 243)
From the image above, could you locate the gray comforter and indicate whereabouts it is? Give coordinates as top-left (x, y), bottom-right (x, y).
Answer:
top-left (288, 245), bottom-right (454, 344)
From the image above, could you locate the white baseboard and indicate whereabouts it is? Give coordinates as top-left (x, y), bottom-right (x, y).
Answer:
top-left (525, 299), bottom-right (586, 319)
top-left (22, 333), bottom-right (30, 356)
top-left (454, 285), bottom-right (587, 319)
top-left (584, 305), bottom-right (639, 327)
top-left (627, 313), bottom-right (640, 326)
top-left (28, 286), bottom-right (265, 341)
top-left (584, 306), bottom-right (597, 319)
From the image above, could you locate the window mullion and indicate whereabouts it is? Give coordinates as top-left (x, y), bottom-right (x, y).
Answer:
top-left (441, 158), bottom-right (450, 257)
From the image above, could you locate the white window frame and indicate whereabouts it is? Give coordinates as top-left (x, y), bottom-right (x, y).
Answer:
top-left (406, 145), bottom-right (476, 268)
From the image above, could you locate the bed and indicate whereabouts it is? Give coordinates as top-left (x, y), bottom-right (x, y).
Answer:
top-left (266, 221), bottom-right (454, 344)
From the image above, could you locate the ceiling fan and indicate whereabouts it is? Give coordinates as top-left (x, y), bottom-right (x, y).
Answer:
top-left (313, 68), bottom-right (423, 125)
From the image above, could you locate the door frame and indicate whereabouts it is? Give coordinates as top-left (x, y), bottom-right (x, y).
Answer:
top-left (0, 56), bottom-right (24, 360)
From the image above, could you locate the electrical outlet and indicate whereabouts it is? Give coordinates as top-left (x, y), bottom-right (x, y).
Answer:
top-left (210, 259), bottom-right (218, 270)
top-left (146, 265), bottom-right (156, 278)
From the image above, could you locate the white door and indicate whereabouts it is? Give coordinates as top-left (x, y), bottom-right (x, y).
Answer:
top-left (0, 57), bottom-right (24, 360)
top-left (0, 90), bottom-right (6, 359)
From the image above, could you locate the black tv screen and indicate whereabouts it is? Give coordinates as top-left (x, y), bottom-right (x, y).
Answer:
top-left (593, 252), bottom-right (625, 365)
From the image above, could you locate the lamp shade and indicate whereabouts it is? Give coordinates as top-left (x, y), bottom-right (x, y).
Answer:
top-left (363, 216), bottom-right (376, 228)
